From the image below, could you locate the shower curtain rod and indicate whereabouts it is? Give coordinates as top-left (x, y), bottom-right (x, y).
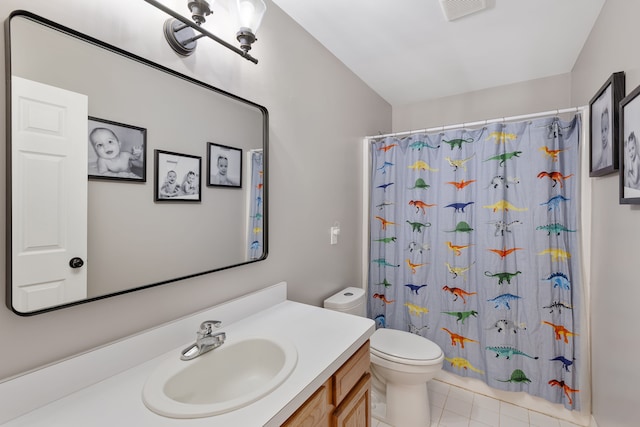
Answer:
top-left (366, 105), bottom-right (587, 140)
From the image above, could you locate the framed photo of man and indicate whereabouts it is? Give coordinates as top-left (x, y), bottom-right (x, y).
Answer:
top-left (589, 71), bottom-right (624, 177)
top-left (207, 142), bottom-right (242, 188)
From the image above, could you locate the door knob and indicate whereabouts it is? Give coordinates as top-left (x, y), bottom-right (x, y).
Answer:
top-left (69, 257), bottom-right (84, 268)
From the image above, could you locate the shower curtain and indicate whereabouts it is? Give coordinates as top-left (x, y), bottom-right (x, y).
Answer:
top-left (368, 115), bottom-right (582, 409)
top-left (247, 150), bottom-right (264, 260)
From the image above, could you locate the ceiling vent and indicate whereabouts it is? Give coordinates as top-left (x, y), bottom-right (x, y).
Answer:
top-left (439, 0), bottom-right (487, 21)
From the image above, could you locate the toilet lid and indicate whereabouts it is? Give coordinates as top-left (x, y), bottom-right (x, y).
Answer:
top-left (370, 328), bottom-right (443, 362)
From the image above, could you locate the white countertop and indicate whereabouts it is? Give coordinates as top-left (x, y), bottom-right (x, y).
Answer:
top-left (0, 283), bottom-right (374, 426)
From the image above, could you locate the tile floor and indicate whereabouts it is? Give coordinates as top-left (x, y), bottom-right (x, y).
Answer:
top-left (371, 380), bottom-right (584, 427)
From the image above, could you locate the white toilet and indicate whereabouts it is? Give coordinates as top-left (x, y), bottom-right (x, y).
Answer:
top-left (324, 287), bottom-right (444, 427)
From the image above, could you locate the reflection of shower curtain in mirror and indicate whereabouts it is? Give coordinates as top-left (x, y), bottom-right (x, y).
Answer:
top-left (368, 115), bottom-right (583, 409)
top-left (247, 151), bottom-right (264, 259)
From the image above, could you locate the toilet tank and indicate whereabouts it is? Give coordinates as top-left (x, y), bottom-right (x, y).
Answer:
top-left (323, 287), bottom-right (366, 317)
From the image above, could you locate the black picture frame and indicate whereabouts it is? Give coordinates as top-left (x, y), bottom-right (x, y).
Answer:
top-left (207, 142), bottom-right (243, 188)
top-left (620, 84), bottom-right (640, 204)
top-left (88, 117), bottom-right (146, 182)
top-left (154, 150), bottom-right (202, 202)
top-left (589, 71), bottom-right (625, 177)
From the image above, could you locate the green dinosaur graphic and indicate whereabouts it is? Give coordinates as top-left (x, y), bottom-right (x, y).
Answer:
top-left (406, 220), bottom-right (431, 232)
top-left (484, 151), bottom-right (523, 166)
top-left (497, 369), bottom-right (532, 383)
top-left (441, 310), bottom-right (478, 324)
top-left (445, 221), bottom-right (474, 233)
top-left (536, 223), bottom-right (576, 236)
top-left (484, 271), bottom-right (522, 285)
top-left (442, 138), bottom-right (474, 150)
top-left (375, 278), bottom-right (393, 288)
top-left (374, 237), bottom-right (397, 243)
top-left (409, 178), bottom-right (430, 189)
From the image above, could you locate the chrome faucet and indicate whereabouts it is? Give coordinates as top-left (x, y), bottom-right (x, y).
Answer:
top-left (180, 320), bottom-right (226, 361)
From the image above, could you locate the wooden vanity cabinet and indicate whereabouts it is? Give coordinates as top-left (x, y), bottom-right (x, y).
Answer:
top-left (283, 341), bottom-right (371, 427)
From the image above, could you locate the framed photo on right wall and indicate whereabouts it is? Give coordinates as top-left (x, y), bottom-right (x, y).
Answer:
top-left (620, 84), bottom-right (640, 204)
top-left (589, 71), bottom-right (624, 177)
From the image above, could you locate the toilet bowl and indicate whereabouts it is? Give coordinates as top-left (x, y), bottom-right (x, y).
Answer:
top-left (324, 288), bottom-right (444, 427)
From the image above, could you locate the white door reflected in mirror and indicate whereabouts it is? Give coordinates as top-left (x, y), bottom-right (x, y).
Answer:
top-left (11, 77), bottom-right (88, 313)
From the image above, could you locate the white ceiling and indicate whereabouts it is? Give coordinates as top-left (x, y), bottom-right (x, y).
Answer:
top-left (271, 0), bottom-right (607, 107)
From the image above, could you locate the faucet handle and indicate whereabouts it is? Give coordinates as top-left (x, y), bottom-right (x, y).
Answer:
top-left (198, 320), bottom-right (222, 337)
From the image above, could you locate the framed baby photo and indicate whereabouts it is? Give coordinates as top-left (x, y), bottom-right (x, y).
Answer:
top-left (589, 71), bottom-right (624, 177)
top-left (154, 150), bottom-right (202, 202)
top-left (620, 84), bottom-right (640, 204)
top-left (88, 117), bottom-right (147, 182)
top-left (207, 142), bottom-right (242, 188)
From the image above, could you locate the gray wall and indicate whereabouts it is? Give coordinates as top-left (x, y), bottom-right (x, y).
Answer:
top-left (572, 1), bottom-right (640, 426)
top-left (392, 73), bottom-right (572, 132)
top-left (0, 0), bottom-right (391, 380)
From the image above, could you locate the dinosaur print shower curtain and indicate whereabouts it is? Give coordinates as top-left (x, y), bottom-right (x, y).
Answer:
top-left (368, 115), bottom-right (582, 409)
top-left (247, 150), bottom-right (264, 260)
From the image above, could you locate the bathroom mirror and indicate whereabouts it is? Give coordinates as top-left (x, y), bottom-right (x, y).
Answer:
top-left (6, 11), bottom-right (268, 315)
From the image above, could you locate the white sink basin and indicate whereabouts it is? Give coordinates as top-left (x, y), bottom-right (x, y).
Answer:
top-left (142, 336), bottom-right (298, 418)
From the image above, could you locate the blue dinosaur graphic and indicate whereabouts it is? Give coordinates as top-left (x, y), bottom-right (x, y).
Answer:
top-left (409, 140), bottom-right (440, 150)
top-left (374, 314), bottom-right (386, 328)
top-left (486, 346), bottom-right (539, 360)
top-left (405, 284), bottom-right (428, 295)
top-left (249, 240), bottom-right (260, 250)
top-left (376, 183), bottom-right (394, 191)
top-left (376, 161), bottom-right (394, 174)
top-left (542, 272), bottom-right (571, 290)
top-left (372, 258), bottom-right (400, 267)
top-left (540, 195), bottom-right (570, 211)
top-left (550, 356), bottom-right (575, 372)
top-left (445, 202), bottom-right (475, 213)
top-left (487, 293), bottom-right (521, 309)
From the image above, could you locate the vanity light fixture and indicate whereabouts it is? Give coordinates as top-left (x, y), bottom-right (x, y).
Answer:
top-left (143, 0), bottom-right (266, 64)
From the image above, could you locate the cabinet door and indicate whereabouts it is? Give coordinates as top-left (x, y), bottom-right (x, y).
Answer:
top-left (332, 373), bottom-right (371, 427)
top-left (282, 379), bottom-right (333, 427)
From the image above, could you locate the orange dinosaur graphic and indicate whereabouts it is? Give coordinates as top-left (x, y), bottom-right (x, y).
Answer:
top-left (374, 216), bottom-right (395, 230)
top-left (537, 171), bottom-right (574, 188)
top-left (441, 328), bottom-right (479, 348)
top-left (487, 247), bottom-right (523, 258)
top-left (406, 258), bottom-right (427, 274)
top-left (372, 293), bottom-right (395, 305)
top-left (446, 241), bottom-right (473, 256)
top-left (442, 285), bottom-right (477, 303)
top-left (378, 143), bottom-right (397, 152)
top-left (538, 146), bottom-right (567, 162)
top-left (548, 379), bottom-right (580, 405)
top-left (542, 321), bottom-right (578, 344)
top-left (408, 200), bottom-right (437, 214)
top-left (446, 179), bottom-right (476, 190)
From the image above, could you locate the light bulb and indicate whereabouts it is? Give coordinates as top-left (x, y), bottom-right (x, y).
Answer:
top-left (236, 0), bottom-right (266, 34)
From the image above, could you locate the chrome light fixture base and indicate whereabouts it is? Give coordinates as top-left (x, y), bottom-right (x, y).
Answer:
top-left (236, 27), bottom-right (256, 53)
top-left (163, 19), bottom-right (199, 56)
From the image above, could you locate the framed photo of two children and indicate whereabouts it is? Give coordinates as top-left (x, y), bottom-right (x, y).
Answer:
top-left (154, 150), bottom-right (202, 202)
